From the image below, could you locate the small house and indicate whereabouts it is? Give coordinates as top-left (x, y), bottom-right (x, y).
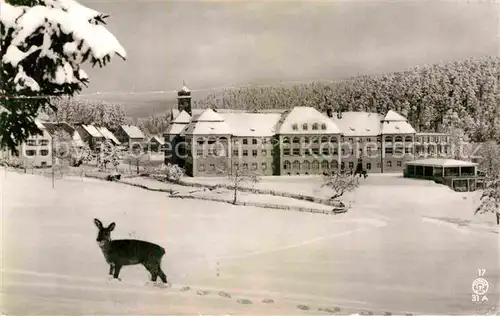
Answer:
top-left (114, 125), bottom-right (146, 150)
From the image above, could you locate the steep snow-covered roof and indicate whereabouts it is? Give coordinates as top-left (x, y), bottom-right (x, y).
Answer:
top-left (172, 110), bottom-right (191, 124)
top-left (97, 127), bottom-right (120, 145)
top-left (221, 113), bottom-right (282, 137)
top-left (120, 125), bottom-right (145, 139)
top-left (277, 107), bottom-right (340, 134)
top-left (195, 108), bottom-right (225, 122)
top-left (81, 124), bottom-right (103, 138)
top-left (381, 121), bottom-right (416, 134)
top-left (181, 109), bottom-right (231, 135)
top-left (405, 158), bottom-right (477, 167)
top-left (331, 112), bottom-right (383, 136)
top-left (384, 110), bottom-right (408, 122)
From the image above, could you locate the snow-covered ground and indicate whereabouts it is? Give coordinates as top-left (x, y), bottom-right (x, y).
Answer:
top-left (1, 171), bottom-right (498, 315)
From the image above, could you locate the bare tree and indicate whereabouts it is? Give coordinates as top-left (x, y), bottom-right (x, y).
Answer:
top-left (221, 160), bottom-right (260, 205)
top-left (322, 172), bottom-right (360, 200)
top-left (475, 179), bottom-right (500, 225)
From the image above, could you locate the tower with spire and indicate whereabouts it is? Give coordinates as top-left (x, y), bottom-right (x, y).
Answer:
top-left (177, 81), bottom-right (192, 116)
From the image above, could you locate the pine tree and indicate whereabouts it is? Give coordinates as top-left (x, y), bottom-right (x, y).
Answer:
top-left (0, 0), bottom-right (125, 152)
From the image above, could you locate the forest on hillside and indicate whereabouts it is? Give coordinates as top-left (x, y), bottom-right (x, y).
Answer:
top-left (194, 57), bottom-right (500, 143)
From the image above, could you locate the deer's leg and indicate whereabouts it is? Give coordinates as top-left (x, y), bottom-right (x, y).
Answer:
top-left (109, 264), bottom-right (114, 276)
top-left (144, 262), bottom-right (158, 282)
top-left (113, 264), bottom-right (123, 280)
top-left (158, 267), bottom-right (168, 283)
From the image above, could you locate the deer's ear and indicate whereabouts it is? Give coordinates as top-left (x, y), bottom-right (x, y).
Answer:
top-left (108, 222), bottom-right (116, 231)
top-left (94, 218), bottom-right (103, 229)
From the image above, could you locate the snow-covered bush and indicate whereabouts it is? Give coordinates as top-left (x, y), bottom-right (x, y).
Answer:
top-left (154, 163), bottom-right (184, 182)
top-left (0, 0), bottom-right (126, 152)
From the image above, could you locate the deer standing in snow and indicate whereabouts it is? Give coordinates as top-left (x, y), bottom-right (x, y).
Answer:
top-left (93, 218), bottom-right (168, 284)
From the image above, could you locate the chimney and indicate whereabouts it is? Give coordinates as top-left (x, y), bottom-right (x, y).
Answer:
top-left (326, 108), bottom-right (333, 118)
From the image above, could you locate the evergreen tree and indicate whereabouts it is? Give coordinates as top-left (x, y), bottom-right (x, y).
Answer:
top-left (0, 0), bottom-right (125, 152)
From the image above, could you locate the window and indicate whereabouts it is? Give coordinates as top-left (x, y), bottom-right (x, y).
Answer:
top-left (283, 137), bottom-right (290, 144)
top-left (262, 138), bottom-right (268, 144)
top-left (366, 163), bottom-right (371, 170)
top-left (321, 123), bottom-right (327, 130)
top-left (348, 161), bottom-right (354, 169)
top-left (27, 140), bottom-right (36, 146)
top-left (397, 161), bottom-right (402, 167)
top-left (341, 162), bottom-right (345, 170)
top-left (261, 149), bottom-right (267, 156)
top-left (233, 139), bottom-right (239, 145)
top-left (283, 161), bottom-right (291, 170)
top-left (330, 137), bottom-right (337, 143)
top-left (292, 123), bottom-right (298, 130)
top-left (40, 149), bottom-right (49, 156)
top-left (377, 162), bottom-right (381, 168)
top-left (25, 150), bottom-right (36, 156)
top-left (348, 138), bottom-right (353, 142)
top-left (293, 160), bottom-right (300, 169)
top-left (312, 148), bottom-right (320, 155)
top-left (367, 138), bottom-right (371, 142)
top-left (333, 148), bottom-right (338, 155)
top-left (387, 161), bottom-right (392, 167)
top-left (293, 148), bottom-right (300, 156)
top-left (303, 149), bottom-right (311, 156)
top-left (321, 137), bottom-right (328, 144)
top-left (303, 137), bottom-right (310, 144)
top-left (283, 148), bottom-right (290, 155)
top-left (243, 139), bottom-right (248, 145)
top-left (243, 150), bottom-right (248, 156)
top-left (261, 163), bottom-right (267, 170)
top-left (313, 137), bottom-right (319, 144)
top-left (41, 162), bottom-right (47, 167)
top-left (303, 161), bottom-right (310, 170)
top-left (321, 160), bottom-right (329, 169)
top-left (197, 148), bottom-right (203, 157)
top-left (405, 147), bottom-right (412, 154)
top-left (312, 160), bottom-right (319, 169)
top-left (39, 139), bottom-right (49, 146)
top-left (322, 147), bottom-right (330, 155)
top-left (199, 164), bottom-right (205, 172)
top-left (243, 163), bottom-right (248, 170)
top-left (302, 123), bottom-right (308, 130)
top-left (405, 136), bottom-right (412, 143)
top-left (385, 147), bottom-right (393, 154)
top-left (312, 123), bottom-right (319, 130)
top-left (292, 137), bottom-right (300, 144)
top-left (395, 136), bottom-right (403, 142)
top-left (251, 163), bottom-right (257, 171)
top-left (252, 150), bottom-right (257, 157)
top-left (209, 164), bottom-right (215, 171)
top-left (233, 149), bottom-right (239, 157)
top-left (385, 136), bottom-right (393, 143)
top-left (331, 160), bottom-right (338, 169)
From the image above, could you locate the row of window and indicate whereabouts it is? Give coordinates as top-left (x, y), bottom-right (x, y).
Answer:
top-left (283, 160), bottom-right (403, 170)
top-left (291, 122), bottom-right (328, 131)
top-left (25, 149), bottom-right (49, 156)
top-left (233, 149), bottom-right (269, 157)
top-left (198, 162), bottom-right (270, 172)
top-left (416, 135), bottom-right (450, 143)
top-left (26, 139), bottom-right (50, 146)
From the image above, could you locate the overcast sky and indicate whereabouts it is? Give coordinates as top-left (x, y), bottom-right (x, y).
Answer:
top-left (80, 0), bottom-right (498, 98)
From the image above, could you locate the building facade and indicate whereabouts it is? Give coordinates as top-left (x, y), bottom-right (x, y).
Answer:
top-left (164, 84), bottom-right (452, 177)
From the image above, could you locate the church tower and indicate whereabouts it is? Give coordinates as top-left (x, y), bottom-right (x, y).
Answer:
top-left (177, 81), bottom-right (192, 116)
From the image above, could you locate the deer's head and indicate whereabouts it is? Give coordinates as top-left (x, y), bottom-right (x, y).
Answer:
top-left (94, 218), bottom-right (115, 247)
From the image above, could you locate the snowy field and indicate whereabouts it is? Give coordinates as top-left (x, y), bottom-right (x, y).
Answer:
top-left (1, 171), bottom-right (499, 315)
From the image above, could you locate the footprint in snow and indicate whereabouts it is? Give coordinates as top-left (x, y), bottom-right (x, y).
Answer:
top-left (237, 299), bottom-right (252, 305)
top-left (180, 286), bottom-right (191, 292)
top-left (297, 304), bottom-right (310, 311)
top-left (218, 291), bottom-right (231, 298)
top-left (196, 290), bottom-right (210, 296)
top-left (262, 298), bottom-right (274, 304)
